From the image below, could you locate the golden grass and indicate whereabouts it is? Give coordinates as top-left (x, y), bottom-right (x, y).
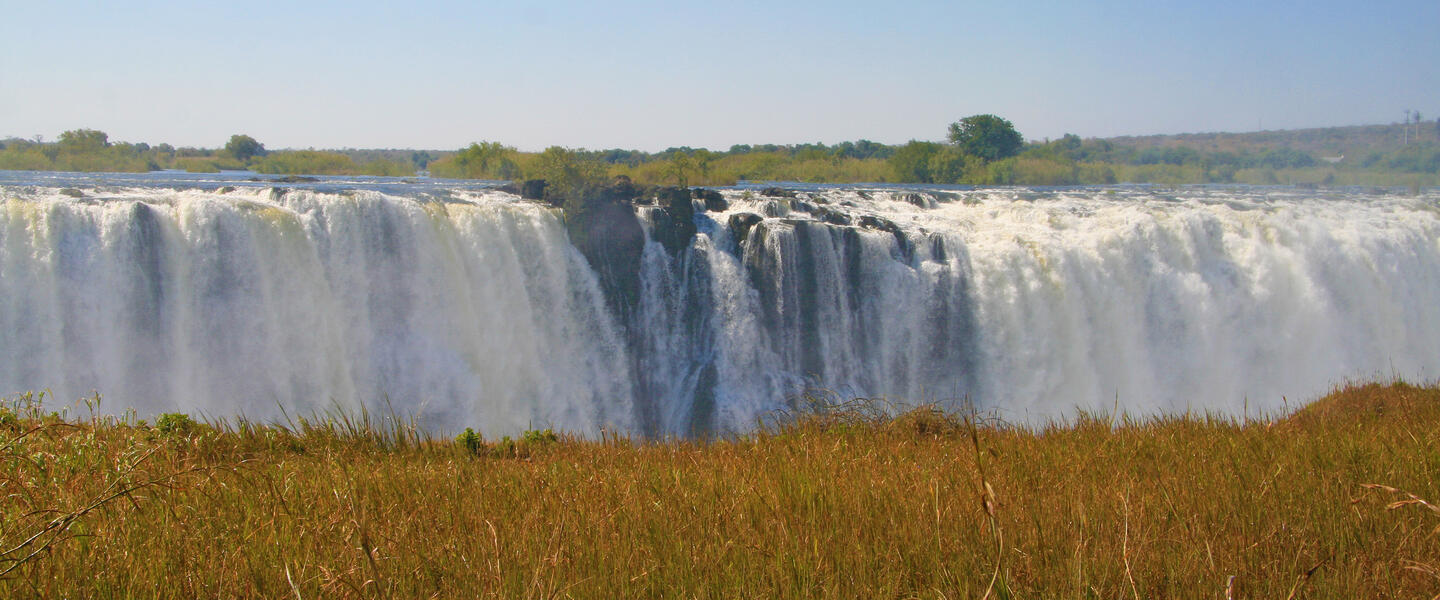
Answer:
top-left (1, 382), bottom-right (1437, 598)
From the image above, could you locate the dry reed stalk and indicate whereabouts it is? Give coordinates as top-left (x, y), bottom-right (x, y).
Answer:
top-left (1121, 490), bottom-right (1139, 600)
top-left (967, 411), bottom-right (1003, 600)
top-left (1360, 484), bottom-right (1440, 521)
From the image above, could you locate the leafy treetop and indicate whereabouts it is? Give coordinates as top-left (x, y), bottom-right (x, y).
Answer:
top-left (947, 114), bottom-right (1024, 162)
top-left (58, 129), bottom-right (109, 153)
top-left (225, 134), bottom-right (266, 162)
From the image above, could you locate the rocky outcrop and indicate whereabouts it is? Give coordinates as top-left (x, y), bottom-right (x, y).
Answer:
top-left (900, 192), bottom-right (931, 209)
top-left (932, 191), bottom-right (961, 203)
top-left (813, 206), bottom-right (852, 226)
top-left (759, 187), bottom-right (797, 198)
top-left (510, 179), bottom-right (921, 267)
top-left (927, 232), bottom-right (948, 262)
top-left (858, 214), bottom-right (912, 261)
top-left (692, 188), bottom-right (728, 212)
top-left (525, 179), bottom-right (550, 202)
top-left (728, 212), bottom-right (764, 246)
top-left (649, 186), bottom-right (696, 257)
top-left (607, 175), bottom-right (641, 202)
top-left (546, 182), bottom-right (647, 326)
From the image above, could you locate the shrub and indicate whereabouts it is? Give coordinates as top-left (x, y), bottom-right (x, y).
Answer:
top-left (253, 151), bottom-right (358, 175)
top-left (155, 412), bottom-right (198, 436)
top-left (0, 406), bottom-right (17, 430)
top-left (522, 428), bottom-right (558, 445)
top-left (456, 427), bottom-right (483, 454)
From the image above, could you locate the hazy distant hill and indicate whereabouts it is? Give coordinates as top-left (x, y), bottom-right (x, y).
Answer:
top-left (1101, 122), bottom-right (1439, 162)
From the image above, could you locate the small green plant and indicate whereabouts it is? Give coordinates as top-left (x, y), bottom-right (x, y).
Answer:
top-left (155, 412), bottom-right (197, 436)
top-left (522, 428), bottom-right (558, 445)
top-left (495, 435), bottom-right (517, 458)
top-left (0, 406), bottom-right (17, 430)
top-left (466, 429), bottom-right (558, 459)
top-left (456, 427), bottom-right (483, 454)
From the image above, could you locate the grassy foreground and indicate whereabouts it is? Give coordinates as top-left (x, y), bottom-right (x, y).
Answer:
top-left (2, 383), bottom-right (1438, 598)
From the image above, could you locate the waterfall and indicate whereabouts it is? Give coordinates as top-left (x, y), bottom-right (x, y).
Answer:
top-left (0, 186), bottom-right (633, 436)
top-left (2, 178), bottom-right (1437, 434)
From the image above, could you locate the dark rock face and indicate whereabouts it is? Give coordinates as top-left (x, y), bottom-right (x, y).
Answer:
top-left (928, 233), bottom-right (948, 262)
top-left (901, 192), bottom-right (931, 208)
top-left (556, 183), bottom-right (647, 326)
top-left (528, 183), bottom-right (980, 434)
top-left (856, 215), bottom-right (888, 230)
top-left (692, 188), bottom-right (728, 212)
top-left (649, 187), bottom-right (697, 257)
top-left (932, 191), bottom-right (961, 203)
top-left (609, 175), bottom-right (641, 202)
top-left (686, 361), bottom-right (719, 436)
top-left (529, 180), bottom-right (709, 436)
top-left (858, 215), bottom-right (912, 261)
top-left (813, 206), bottom-right (852, 226)
top-left (728, 212), bottom-right (764, 246)
top-left (521, 181), bottom-right (707, 318)
top-left (122, 202), bottom-right (171, 402)
top-left (520, 179), bottom-right (548, 202)
top-left (543, 182), bottom-right (707, 334)
top-left (736, 217), bottom-right (981, 417)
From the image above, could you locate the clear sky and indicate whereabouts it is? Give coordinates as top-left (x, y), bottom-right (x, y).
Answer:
top-left (2, 0), bottom-right (1436, 152)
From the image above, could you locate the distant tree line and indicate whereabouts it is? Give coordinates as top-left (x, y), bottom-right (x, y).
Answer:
top-left (0, 129), bottom-right (163, 172)
top-left (0, 130), bottom-right (417, 176)
top-left (425, 138), bottom-right (900, 185)
top-left (3, 118), bottom-right (1437, 187)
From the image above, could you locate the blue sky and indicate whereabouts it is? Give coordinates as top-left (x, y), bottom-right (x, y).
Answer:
top-left (2, 0), bottom-right (1436, 151)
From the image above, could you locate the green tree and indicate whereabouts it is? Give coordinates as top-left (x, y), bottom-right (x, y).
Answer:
top-left (442, 141), bottom-right (520, 179)
top-left (662, 149), bottom-right (715, 186)
top-left (947, 114), bottom-right (1024, 161)
top-left (1056, 133), bottom-right (1082, 158)
top-left (887, 141), bottom-right (942, 183)
top-left (663, 152), bottom-right (696, 187)
top-left (926, 146), bottom-right (969, 183)
top-left (58, 129), bottom-right (109, 153)
top-left (530, 146), bottom-right (607, 199)
top-left (224, 134), bottom-right (266, 162)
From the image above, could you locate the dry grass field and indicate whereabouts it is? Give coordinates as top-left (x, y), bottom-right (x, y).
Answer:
top-left (1, 382), bottom-right (1437, 598)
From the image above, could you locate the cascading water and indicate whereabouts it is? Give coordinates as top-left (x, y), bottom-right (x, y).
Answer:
top-left (1, 175), bottom-right (1437, 435)
top-left (0, 184), bottom-right (633, 436)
